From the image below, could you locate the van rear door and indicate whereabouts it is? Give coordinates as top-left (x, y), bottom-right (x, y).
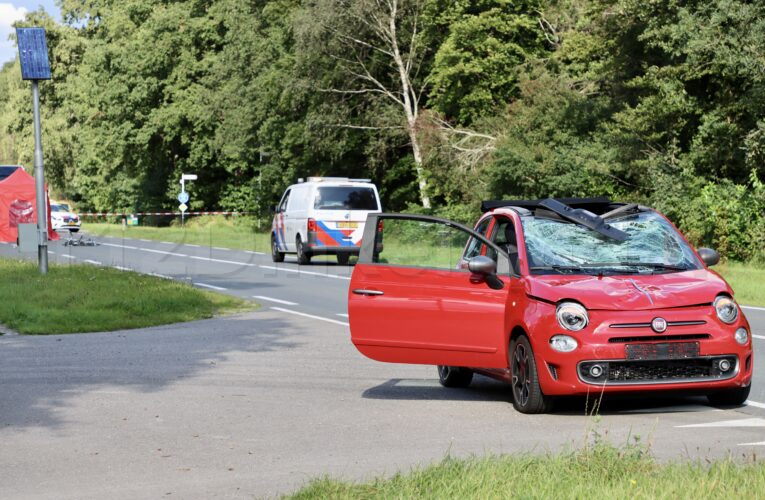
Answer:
top-left (311, 185), bottom-right (380, 248)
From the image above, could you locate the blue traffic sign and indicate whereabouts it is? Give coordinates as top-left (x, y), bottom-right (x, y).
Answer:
top-left (16, 28), bottom-right (51, 81)
top-left (178, 192), bottom-right (190, 204)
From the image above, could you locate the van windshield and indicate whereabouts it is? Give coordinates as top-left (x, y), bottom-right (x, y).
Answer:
top-left (314, 187), bottom-right (378, 210)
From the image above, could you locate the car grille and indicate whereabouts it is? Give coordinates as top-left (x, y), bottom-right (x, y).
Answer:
top-left (578, 356), bottom-right (737, 385)
top-left (608, 334), bottom-right (710, 343)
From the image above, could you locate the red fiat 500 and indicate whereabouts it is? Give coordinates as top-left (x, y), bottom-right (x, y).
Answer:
top-left (348, 198), bottom-right (753, 413)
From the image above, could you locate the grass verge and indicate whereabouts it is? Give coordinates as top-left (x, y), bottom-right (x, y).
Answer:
top-left (287, 443), bottom-right (764, 499)
top-left (84, 217), bottom-right (271, 253)
top-left (0, 259), bottom-right (255, 334)
top-left (716, 261), bottom-right (765, 308)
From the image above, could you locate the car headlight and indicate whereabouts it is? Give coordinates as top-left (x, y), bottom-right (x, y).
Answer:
top-left (556, 302), bottom-right (588, 331)
top-left (734, 327), bottom-right (748, 345)
top-left (714, 296), bottom-right (738, 324)
top-left (550, 334), bottom-right (578, 352)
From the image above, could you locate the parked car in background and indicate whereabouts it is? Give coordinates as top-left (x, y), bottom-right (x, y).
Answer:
top-left (50, 202), bottom-right (81, 232)
top-left (348, 198), bottom-right (753, 413)
top-left (272, 177), bottom-right (382, 265)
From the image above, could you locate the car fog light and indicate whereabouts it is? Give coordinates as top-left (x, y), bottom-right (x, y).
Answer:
top-left (550, 335), bottom-right (578, 352)
top-left (718, 359), bottom-right (732, 372)
top-left (734, 327), bottom-right (749, 346)
top-left (589, 364), bottom-right (604, 378)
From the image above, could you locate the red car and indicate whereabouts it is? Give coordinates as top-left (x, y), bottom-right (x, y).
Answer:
top-left (348, 198), bottom-right (753, 413)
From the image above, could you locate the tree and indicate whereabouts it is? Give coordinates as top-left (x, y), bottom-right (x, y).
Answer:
top-left (298, 0), bottom-right (433, 207)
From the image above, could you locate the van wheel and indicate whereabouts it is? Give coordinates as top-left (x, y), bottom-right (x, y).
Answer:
top-left (336, 253), bottom-right (350, 265)
top-left (296, 236), bottom-right (311, 265)
top-left (510, 335), bottom-right (553, 414)
top-left (271, 234), bottom-right (285, 262)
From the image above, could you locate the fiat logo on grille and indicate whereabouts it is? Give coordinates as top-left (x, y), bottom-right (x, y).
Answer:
top-left (651, 317), bottom-right (668, 333)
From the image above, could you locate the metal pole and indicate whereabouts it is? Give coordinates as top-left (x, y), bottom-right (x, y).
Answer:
top-left (32, 81), bottom-right (48, 274)
top-left (180, 178), bottom-right (185, 227)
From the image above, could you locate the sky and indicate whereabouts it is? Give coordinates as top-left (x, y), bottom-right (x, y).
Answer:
top-left (0, 1), bottom-right (61, 65)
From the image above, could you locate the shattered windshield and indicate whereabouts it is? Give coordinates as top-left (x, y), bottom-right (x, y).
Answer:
top-left (522, 211), bottom-right (701, 275)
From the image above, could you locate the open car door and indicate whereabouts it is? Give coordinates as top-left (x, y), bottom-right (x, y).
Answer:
top-left (348, 214), bottom-right (513, 369)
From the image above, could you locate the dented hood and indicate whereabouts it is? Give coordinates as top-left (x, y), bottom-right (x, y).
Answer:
top-left (526, 269), bottom-right (732, 310)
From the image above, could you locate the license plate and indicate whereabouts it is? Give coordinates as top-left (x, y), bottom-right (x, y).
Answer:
top-left (336, 222), bottom-right (358, 229)
top-left (625, 342), bottom-right (700, 360)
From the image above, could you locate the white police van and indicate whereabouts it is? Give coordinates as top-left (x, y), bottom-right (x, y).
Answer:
top-left (271, 177), bottom-right (382, 265)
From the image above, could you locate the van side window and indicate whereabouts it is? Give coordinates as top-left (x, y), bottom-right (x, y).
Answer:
top-left (463, 217), bottom-right (492, 260)
top-left (279, 189), bottom-right (291, 212)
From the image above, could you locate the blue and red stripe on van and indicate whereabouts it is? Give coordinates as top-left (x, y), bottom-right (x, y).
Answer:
top-left (309, 220), bottom-right (360, 248)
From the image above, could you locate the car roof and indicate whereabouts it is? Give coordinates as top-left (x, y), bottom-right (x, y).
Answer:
top-left (481, 197), bottom-right (631, 216)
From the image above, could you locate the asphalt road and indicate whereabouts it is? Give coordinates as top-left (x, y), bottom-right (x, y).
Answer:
top-left (1, 232), bottom-right (764, 498)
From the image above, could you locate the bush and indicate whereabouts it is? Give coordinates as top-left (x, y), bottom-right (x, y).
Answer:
top-left (678, 172), bottom-right (764, 264)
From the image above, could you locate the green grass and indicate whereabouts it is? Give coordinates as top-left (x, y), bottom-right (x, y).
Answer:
top-left (716, 261), bottom-right (765, 307)
top-left (83, 215), bottom-right (271, 252)
top-left (287, 443), bottom-right (765, 499)
top-left (0, 259), bottom-right (255, 334)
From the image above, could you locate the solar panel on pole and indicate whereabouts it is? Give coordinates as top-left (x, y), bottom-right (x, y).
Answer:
top-left (16, 27), bottom-right (52, 274)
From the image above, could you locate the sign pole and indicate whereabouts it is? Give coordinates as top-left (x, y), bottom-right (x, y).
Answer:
top-left (17, 27), bottom-right (52, 275)
top-left (180, 180), bottom-right (186, 227)
top-left (31, 81), bottom-right (48, 274)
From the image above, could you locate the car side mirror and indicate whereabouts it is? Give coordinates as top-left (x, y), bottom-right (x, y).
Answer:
top-left (468, 256), bottom-right (504, 290)
top-left (271, 205), bottom-right (278, 213)
top-left (697, 247), bottom-right (720, 267)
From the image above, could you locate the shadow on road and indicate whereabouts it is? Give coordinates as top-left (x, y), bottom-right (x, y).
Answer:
top-left (0, 311), bottom-right (299, 430)
top-left (362, 376), bottom-right (728, 415)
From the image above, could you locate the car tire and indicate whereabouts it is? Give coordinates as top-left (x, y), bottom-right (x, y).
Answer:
top-left (510, 335), bottom-right (553, 414)
top-left (336, 253), bottom-right (350, 265)
top-left (707, 384), bottom-right (751, 406)
top-left (437, 365), bottom-right (473, 388)
top-left (70, 228), bottom-right (80, 233)
top-left (271, 234), bottom-right (285, 263)
top-left (296, 236), bottom-right (311, 265)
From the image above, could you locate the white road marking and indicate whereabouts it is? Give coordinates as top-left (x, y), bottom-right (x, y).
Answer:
top-left (259, 265), bottom-right (352, 280)
top-left (195, 282), bottom-right (227, 291)
top-left (245, 251), bottom-right (265, 255)
top-left (83, 259), bottom-right (102, 265)
top-left (139, 248), bottom-right (187, 257)
top-left (336, 313), bottom-right (349, 318)
top-left (112, 266), bottom-right (131, 271)
top-left (677, 417), bottom-right (765, 428)
top-left (253, 296), bottom-right (297, 306)
top-left (140, 239), bottom-right (151, 242)
top-left (47, 250), bottom-right (55, 254)
top-left (60, 255), bottom-right (76, 260)
top-left (752, 334), bottom-right (765, 341)
top-left (739, 441), bottom-right (765, 446)
top-left (184, 244), bottom-right (200, 247)
top-left (101, 242), bottom-right (138, 250)
top-left (213, 246), bottom-right (229, 251)
top-left (160, 241), bottom-right (174, 245)
top-left (270, 307), bottom-right (350, 326)
top-left (745, 400), bottom-right (765, 409)
top-left (742, 305), bottom-right (765, 312)
top-left (188, 256), bottom-right (256, 267)
top-left (149, 272), bottom-right (173, 280)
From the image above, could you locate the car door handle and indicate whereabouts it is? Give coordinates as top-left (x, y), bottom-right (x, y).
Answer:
top-left (352, 289), bottom-right (384, 296)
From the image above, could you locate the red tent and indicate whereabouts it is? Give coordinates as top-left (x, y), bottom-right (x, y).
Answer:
top-left (0, 166), bottom-right (58, 243)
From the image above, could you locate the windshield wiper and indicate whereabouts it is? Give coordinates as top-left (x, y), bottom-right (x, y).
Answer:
top-left (530, 265), bottom-right (582, 273)
top-left (586, 262), bottom-right (692, 272)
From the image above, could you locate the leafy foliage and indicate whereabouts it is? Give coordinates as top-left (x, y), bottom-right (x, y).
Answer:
top-left (0, 0), bottom-right (762, 261)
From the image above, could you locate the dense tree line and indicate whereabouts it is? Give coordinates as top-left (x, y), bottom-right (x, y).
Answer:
top-left (0, 0), bottom-right (762, 261)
